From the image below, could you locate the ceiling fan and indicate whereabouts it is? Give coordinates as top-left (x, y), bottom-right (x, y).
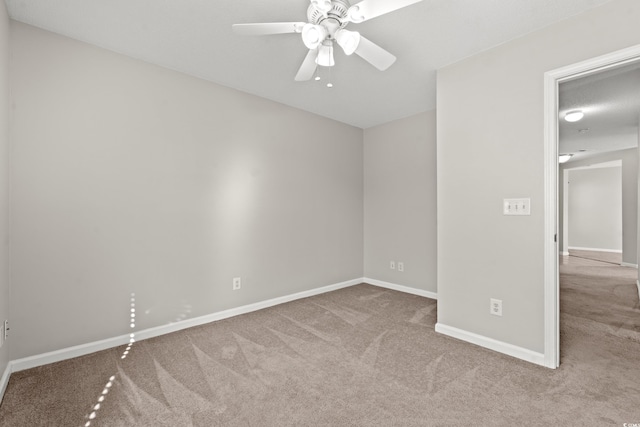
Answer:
top-left (232, 0), bottom-right (424, 82)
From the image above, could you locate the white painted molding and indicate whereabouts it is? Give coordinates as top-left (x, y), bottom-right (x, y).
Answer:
top-left (11, 334), bottom-right (132, 373)
top-left (568, 246), bottom-right (622, 254)
top-left (636, 280), bottom-right (640, 300)
top-left (0, 362), bottom-right (11, 404)
top-left (363, 278), bottom-right (437, 300)
top-left (11, 278), bottom-right (363, 372)
top-left (620, 262), bottom-right (638, 269)
top-left (543, 61), bottom-right (560, 369)
top-left (544, 43), bottom-right (640, 370)
top-left (435, 323), bottom-right (545, 367)
top-left (560, 251), bottom-right (570, 256)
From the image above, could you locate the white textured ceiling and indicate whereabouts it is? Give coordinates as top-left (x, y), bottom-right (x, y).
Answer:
top-left (5, 0), bottom-right (615, 128)
top-left (560, 60), bottom-right (640, 162)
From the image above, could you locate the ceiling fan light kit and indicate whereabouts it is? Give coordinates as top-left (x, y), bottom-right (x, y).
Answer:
top-left (317, 41), bottom-right (336, 67)
top-left (232, 0), bottom-right (424, 82)
top-left (335, 29), bottom-right (360, 56)
top-left (302, 23), bottom-right (328, 49)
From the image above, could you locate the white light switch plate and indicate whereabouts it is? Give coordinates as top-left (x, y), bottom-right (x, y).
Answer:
top-left (503, 198), bottom-right (531, 215)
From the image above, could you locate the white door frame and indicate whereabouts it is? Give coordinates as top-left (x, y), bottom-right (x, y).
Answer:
top-left (543, 44), bottom-right (640, 368)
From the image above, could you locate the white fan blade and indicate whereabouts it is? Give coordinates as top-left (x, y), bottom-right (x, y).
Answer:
top-left (354, 36), bottom-right (396, 71)
top-left (347, 0), bottom-right (423, 23)
top-left (295, 49), bottom-right (319, 81)
top-left (232, 22), bottom-right (305, 36)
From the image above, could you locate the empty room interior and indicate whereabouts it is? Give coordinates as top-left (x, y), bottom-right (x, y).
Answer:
top-left (0, 0), bottom-right (639, 425)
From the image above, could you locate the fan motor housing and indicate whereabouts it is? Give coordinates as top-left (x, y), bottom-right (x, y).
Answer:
top-left (308, 0), bottom-right (349, 30)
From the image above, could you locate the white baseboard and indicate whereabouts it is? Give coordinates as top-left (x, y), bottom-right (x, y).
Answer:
top-left (11, 334), bottom-right (132, 373)
top-left (11, 277), bottom-right (363, 372)
top-left (363, 278), bottom-right (437, 300)
top-left (0, 362), bottom-right (11, 405)
top-left (9, 278), bottom-right (439, 373)
top-left (568, 246), bottom-right (622, 254)
top-left (435, 323), bottom-right (545, 367)
top-left (560, 251), bottom-right (570, 256)
top-left (621, 262), bottom-right (638, 269)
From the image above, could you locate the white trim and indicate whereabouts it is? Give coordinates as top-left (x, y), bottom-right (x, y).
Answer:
top-left (568, 246), bottom-right (622, 254)
top-left (620, 262), bottom-right (638, 269)
top-left (435, 323), bottom-right (545, 366)
top-left (544, 63), bottom-right (560, 369)
top-left (11, 334), bottom-right (132, 372)
top-left (363, 278), bottom-right (437, 300)
top-left (636, 280), bottom-right (640, 299)
top-left (0, 362), bottom-right (11, 404)
top-left (560, 251), bottom-right (570, 256)
top-left (544, 44), bottom-right (640, 370)
top-left (11, 278), bottom-right (363, 372)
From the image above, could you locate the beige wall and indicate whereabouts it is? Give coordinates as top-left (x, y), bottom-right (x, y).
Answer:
top-left (363, 111), bottom-right (437, 292)
top-left (9, 22), bottom-right (364, 360)
top-left (568, 166), bottom-right (622, 252)
top-left (0, 3), bottom-right (9, 377)
top-left (437, 0), bottom-right (640, 353)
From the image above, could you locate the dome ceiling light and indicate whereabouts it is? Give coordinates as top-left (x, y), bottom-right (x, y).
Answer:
top-left (564, 110), bottom-right (584, 122)
top-left (559, 154), bottom-right (573, 163)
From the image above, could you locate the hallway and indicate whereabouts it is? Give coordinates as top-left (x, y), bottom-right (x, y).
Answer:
top-left (560, 249), bottom-right (640, 356)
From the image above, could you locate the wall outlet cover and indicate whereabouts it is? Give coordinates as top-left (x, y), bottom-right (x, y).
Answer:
top-left (490, 298), bottom-right (503, 316)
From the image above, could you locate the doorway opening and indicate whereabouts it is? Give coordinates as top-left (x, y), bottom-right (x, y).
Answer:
top-left (544, 45), bottom-right (640, 368)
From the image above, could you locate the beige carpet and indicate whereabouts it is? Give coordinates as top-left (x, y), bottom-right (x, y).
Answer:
top-left (1, 265), bottom-right (639, 425)
top-left (561, 252), bottom-right (640, 344)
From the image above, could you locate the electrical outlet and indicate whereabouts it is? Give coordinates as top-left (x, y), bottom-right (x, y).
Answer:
top-left (398, 262), bottom-right (404, 272)
top-left (490, 299), bottom-right (503, 316)
top-left (390, 261), bottom-right (396, 270)
top-left (233, 277), bottom-right (241, 291)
